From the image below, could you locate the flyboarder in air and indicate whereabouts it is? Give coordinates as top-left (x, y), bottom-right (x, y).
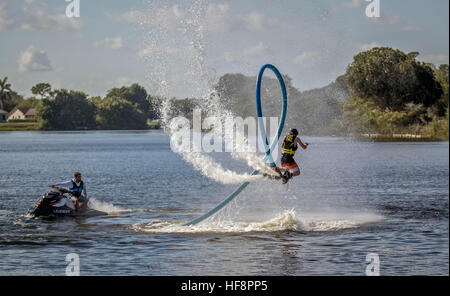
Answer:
top-left (265, 128), bottom-right (309, 184)
top-left (278, 128), bottom-right (308, 184)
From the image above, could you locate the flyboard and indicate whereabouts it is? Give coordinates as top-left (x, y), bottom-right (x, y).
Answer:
top-left (182, 64), bottom-right (288, 226)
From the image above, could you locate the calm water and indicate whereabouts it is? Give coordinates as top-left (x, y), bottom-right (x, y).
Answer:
top-left (0, 131), bottom-right (448, 275)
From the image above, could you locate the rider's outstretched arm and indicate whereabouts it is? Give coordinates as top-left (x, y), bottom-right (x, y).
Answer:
top-left (296, 138), bottom-right (309, 150)
top-left (50, 181), bottom-right (72, 188)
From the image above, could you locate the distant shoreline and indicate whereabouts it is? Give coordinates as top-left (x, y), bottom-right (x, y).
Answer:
top-left (1, 126), bottom-right (448, 143)
top-left (0, 121), bottom-right (161, 132)
top-left (356, 133), bottom-right (448, 142)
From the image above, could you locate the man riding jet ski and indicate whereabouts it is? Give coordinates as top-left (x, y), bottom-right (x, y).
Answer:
top-left (50, 172), bottom-right (88, 212)
top-left (28, 172), bottom-right (104, 218)
top-left (28, 186), bottom-right (85, 218)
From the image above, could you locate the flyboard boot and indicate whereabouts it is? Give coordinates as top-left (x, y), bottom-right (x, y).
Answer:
top-left (262, 165), bottom-right (283, 180)
top-left (281, 170), bottom-right (293, 184)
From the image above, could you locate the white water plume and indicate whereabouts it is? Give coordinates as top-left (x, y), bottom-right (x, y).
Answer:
top-left (89, 198), bottom-right (128, 214)
top-left (130, 210), bottom-right (385, 234)
top-left (141, 0), bottom-right (279, 184)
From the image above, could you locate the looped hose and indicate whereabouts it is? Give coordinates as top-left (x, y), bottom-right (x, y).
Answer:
top-left (183, 64), bottom-right (288, 226)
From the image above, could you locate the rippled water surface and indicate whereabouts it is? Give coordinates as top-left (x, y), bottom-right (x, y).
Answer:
top-left (0, 131), bottom-right (448, 275)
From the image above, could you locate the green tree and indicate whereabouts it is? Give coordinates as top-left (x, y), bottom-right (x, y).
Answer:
top-left (345, 47), bottom-right (443, 111)
top-left (89, 96), bottom-right (102, 106)
top-left (0, 91), bottom-right (24, 112)
top-left (17, 97), bottom-right (42, 109)
top-left (105, 83), bottom-right (158, 119)
top-left (39, 89), bottom-right (96, 130)
top-left (168, 98), bottom-right (199, 120)
top-left (433, 64), bottom-right (449, 117)
top-left (96, 96), bottom-right (147, 130)
top-left (342, 96), bottom-right (408, 135)
top-left (0, 77), bottom-right (13, 110)
top-left (31, 83), bottom-right (52, 99)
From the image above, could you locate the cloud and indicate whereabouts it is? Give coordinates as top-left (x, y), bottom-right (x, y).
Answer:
top-left (243, 11), bottom-right (289, 31)
top-left (343, 0), bottom-right (361, 8)
top-left (137, 44), bottom-right (195, 59)
top-left (369, 13), bottom-right (423, 32)
top-left (223, 51), bottom-right (237, 63)
top-left (244, 12), bottom-right (265, 31)
top-left (357, 42), bottom-right (381, 52)
top-left (293, 51), bottom-right (324, 66)
top-left (419, 54), bottom-right (449, 65)
top-left (94, 37), bottom-right (123, 50)
top-left (222, 42), bottom-right (266, 63)
top-left (117, 4), bottom-right (288, 33)
top-left (112, 10), bottom-right (143, 23)
top-left (0, 4), bottom-right (14, 30)
top-left (115, 5), bottom-right (186, 31)
top-left (399, 21), bottom-right (423, 32)
top-left (117, 77), bottom-right (132, 86)
top-left (18, 46), bottom-right (53, 72)
top-left (203, 3), bottom-right (232, 32)
top-left (243, 42), bottom-right (266, 57)
top-left (386, 15), bottom-right (400, 25)
top-left (0, 0), bottom-right (81, 31)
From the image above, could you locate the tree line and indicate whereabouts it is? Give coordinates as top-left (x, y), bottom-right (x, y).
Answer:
top-left (1, 46), bottom-right (448, 137)
top-left (341, 47), bottom-right (448, 139)
top-left (1, 81), bottom-right (162, 130)
top-left (214, 47), bottom-right (448, 139)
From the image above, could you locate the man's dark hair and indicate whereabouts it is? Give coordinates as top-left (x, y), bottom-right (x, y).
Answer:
top-left (290, 128), bottom-right (299, 136)
top-left (74, 172), bottom-right (81, 178)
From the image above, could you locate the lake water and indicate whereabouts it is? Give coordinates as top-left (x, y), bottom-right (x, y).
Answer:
top-left (0, 131), bottom-right (448, 275)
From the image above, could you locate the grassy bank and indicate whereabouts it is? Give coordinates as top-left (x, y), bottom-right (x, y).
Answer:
top-left (0, 121), bottom-right (163, 131)
top-left (0, 122), bottom-right (40, 131)
top-left (357, 134), bottom-right (447, 142)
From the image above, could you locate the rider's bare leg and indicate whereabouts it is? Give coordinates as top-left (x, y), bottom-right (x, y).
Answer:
top-left (80, 198), bottom-right (88, 212)
top-left (72, 197), bottom-right (80, 212)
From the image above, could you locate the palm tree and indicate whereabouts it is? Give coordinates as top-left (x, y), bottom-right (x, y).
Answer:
top-left (0, 77), bottom-right (13, 110)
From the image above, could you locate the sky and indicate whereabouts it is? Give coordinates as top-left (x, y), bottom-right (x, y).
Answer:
top-left (0, 0), bottom-right (449, 99)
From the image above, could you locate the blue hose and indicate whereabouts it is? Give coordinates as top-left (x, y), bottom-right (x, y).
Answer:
top-left (182, 64), bottom-right (288, 226)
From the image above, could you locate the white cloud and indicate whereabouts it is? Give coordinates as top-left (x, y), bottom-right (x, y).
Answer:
top-left (203, 3), bottom-right (232, 32)
top-left (18, 46), bottom-right (53, 72)
top-left (138, 44), bottom-right (194, 59)
top-left (357, 42), bottom-right (381, 52)
top-left (114, 10), bottom-right (143, 23)
top-left (0, 4), bottom-right (14, 30)
top-left (94, 37), bottom-right (123, 50)
top-left (400, 21), bottom-right (423, 32)
top-left (293, 51), bottom-right (324, 66)
top-left (0, 1), bottom-right (81, 31)
top-left (117, 77), bottom-right (132, 86)
top-left (118, 4), bottom-right (229, 32)
top-left (118, 4), bottom-right (288, 33)
top-left (20, 13), bottom-right (81, 31)
top-left (223, 42), bottom-right (267, 63)
top-left (117, 5), bottom-right (186, 31)
top-left (243, 42), bottom-right (266, 57)
top-left (223, 51), bottom-right (237, 63)
top-left (343, 0), bottom-right (361, 8)
top-left (386, 15), bottom-right (400, 25)
top-left (243, 11), bottom-right (289, 31)
top-left (244, 12), bottom-right (265, 31)
top-left (370, 13), bottom-right (422, 32)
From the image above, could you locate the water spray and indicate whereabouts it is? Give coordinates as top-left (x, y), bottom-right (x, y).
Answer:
top-left (182, 64), bottom-right (288, 226)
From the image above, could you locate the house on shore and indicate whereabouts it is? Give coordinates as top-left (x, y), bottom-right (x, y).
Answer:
top-left (0, 109), bottom-right (8, 123)
top-left (7, 107), bottom-right (37, 120)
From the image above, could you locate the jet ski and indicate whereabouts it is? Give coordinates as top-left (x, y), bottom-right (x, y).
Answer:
top-left (28, 187), bottom-right (106, 219)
